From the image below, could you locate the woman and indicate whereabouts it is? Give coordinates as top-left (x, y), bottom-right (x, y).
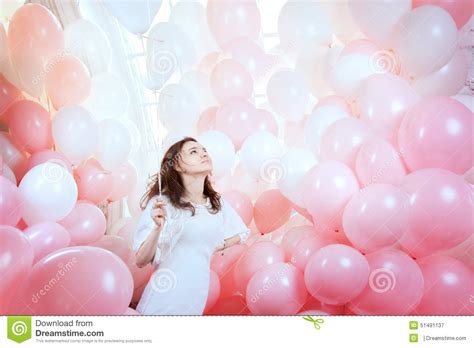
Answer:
top-left (132, 137), bottom-right (250, 315)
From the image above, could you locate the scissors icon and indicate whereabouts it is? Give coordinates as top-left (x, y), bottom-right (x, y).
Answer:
top-left (302, 315), bottom-right (325, 330)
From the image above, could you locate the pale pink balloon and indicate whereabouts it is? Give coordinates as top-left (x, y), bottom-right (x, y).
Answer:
top-left (126, 254), bottom-right (154, 290)
top-left (5, 100), bottom-right (53, 153)
top-left (339, 39), bottom-right (379, 59)
top-left (0, 176), bottom-right (23, 226)
top-left (207, 0), bottom-right (261, 47)
top-left (24, 222), bottom-right (71, 263)
top-left (281, 225), bottom-right (317, 257)
top-left (74, 158), bottom-right (113, 204)
top-left (0, 74), bottom-right (22, 116)
top-left (305, 244), bottom-right (370, 305)
top-left (10, 246), bottom-right (133, 315)
top-left (320, 118), bottom-right (371, 168)
top-left (349, 248), bottom-right (424, 315)
top-left (25, 149), bottom-right (73, 174)
top-left (398, 96), bottom-right (473, 175)
top-left (210, 59), bottom-right (253, 104)
top-left (254, 108), bottom-right (278, 136)
top-left (7, 4), bottom-right (64, 97)
top-left (222, 37), bottom-right (268, 80)
top-left (108, 162), bottom-right (138, 202)
top-left (355, 73), bottom-right (420, 146)
top-left (413, 0), bottom-right (472, 28)
top-left (292, 203), bottom-right (314, 224)
top-left (198, 51), bottom-right (221, 74)
top-left (254, 190), bottom-right (292, 234)
top-left (206, 294), bottom-right (250, 315)
top-left (204, 270), bottom-right (221, 313)
top-left (0, 132), bottom-right (28, 179)
top-left (197, 106), bottom-right (218, 133)
top-left (45, 55), bottom-right (91, 109)
top-left (399, 168), bottom-right (473, 257)
top-left (355, 137), bottom-right (407, 187)
top-left (343, 184), bottom-right (410, 254)
top-left (59, 202), bottom-right (106, 246)
top-left (415, 255), bottom-right (472, 315)
top-left (116, 216), bottom-right (140, 246)
top-left (92, 235), bottom-right (132, 263)
top-left (222, 190), bottom-right (253, 226)
top-left (246, 262), bottom-right (307, 315)
top-left (0, 226), bottom-right (34, 314)
top-left (233, 241), bottom-right (285, 295)
top-left (212, 244), bottom-right (247, 298)
top-left (215, 97), bottom-right (258, 149)
top-left (313, 95), bottom-right (352, 116)
top-left (302, 161), bottom-right (360, 234)
top-left (289, 235), bottom-right (335, 271)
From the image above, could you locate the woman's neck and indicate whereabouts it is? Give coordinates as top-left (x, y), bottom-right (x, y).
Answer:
top-left (181, 173), bottom-right (207, 202)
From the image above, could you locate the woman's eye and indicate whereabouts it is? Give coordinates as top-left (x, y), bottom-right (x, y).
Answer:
top-left (191, 150), bottom-right (197, 154)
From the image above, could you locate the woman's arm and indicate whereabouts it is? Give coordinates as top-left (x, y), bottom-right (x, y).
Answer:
top-left (135, 226), bottom-right (162, 268)
top-left (214, 234), bottom-right (241, 253)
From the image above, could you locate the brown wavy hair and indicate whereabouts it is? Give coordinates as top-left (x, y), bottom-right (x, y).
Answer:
top-left (139, 137), bottom-right (222, 216)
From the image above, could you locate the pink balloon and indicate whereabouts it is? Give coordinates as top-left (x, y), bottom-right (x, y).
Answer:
top-left (246, 262), bottom-right (307, 315)
top-left (339, 39), bottom-right (379, 58)
top-left (210, 59), bottom-right (253, 104)
top-left (281, 225), bottom-right (317, 258)
top-left (313, 95), bottom-right (352, 116)
top-left (343, 184), bottom-right (410, 254)
top-left (92, 235), bottom-right (132, 263)
top-left (212, 244), bottom-right (247, 298)
top-left (10, 246), bottom-right (133, 315)
top-left (222, 190), bottom-right (253, 226)
top-left (74, 158), bottom-right (113, 204)
top-left (254, 190), bottom-right (292, 234)
top-left (415, 255), bottom-right (472, 315)
top-left (5, 100), bottom-right (53, 153)
top-left (398, 96), bottom-right (473, 175)
top-left (355, 137), bottom-right (407, 187)
top-left (7, 4), bottom-right (64, 97)
top-left (0, 132), bottom-right (28, 179)
top-left (25, 149), bottom-right (73, 174)
top-left (222, 37), bottom-right (268, 80)
top-left (349, 248), bottom-right (424, 315)
top-left (399, 168), bottom-right (473, 257)
top-left (302, 161), bottom-right (360, 234)
top-left (289, 235), bottom-right (335, 271)
top-left (207, 0), bottom-right (261, 47)
top-left (0, 74), bottom-right (22, 116)
top-left (126, 254), bottom-right (154, 290)
top-left (59, 202), bottom-right (106, 246)
top-left (254, 108), bottom-right (278, 136)
top-left (291, 203), bottom-right (313, 223)
top-left (0, 176), bottom-right (24, 226)
top-left (108, 162), bottom-right (138, 202)
top-left (206, 294), bottom-right (250, 315)
top-left (413, 0), bottom-right (472, 28)
top-left (355, 74), bottom-right (420, 146)
top-left (320, 118), bottom-right (371, 168)
top-left (305, 244), bottom-right (370, 305)
top-left (197, 106), bottom-right (218, 134)
top-left (215, 97), bottom-right (258, 150)
top-left (45, 55), bottom-right (91, 109)
top-left (24, 222), bottom-right (71, 263)
top-left (0, 226), bottom-right (34, 314)
top-left (204, 270), bottom-right (221, 313)
top-left (233, 241), bottom-right (285, 295)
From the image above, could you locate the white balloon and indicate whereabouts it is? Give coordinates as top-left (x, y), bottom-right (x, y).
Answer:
top-left (102, 0), bottom-right (162, 35)
top-left (180, 70), bottom-right (216, 113)
top-left (277, 147), bottom-right (318, 207)
top-left (52, 106), bottom-right (100, 165)
top-left (329, 53), bottom-right (376, 97)
top-left (19, 162), bottom-right (78, 225)
top-left (158, 83), bottom-right (200, 130)
top-left (450, 94), bottom-right (474, 113)
top-left (82, 73), bottom-right (130, 121)
top-left (121, 119), bottom-right (142, 156)
top-left (96, 119), bottom-right (132, 171)
top-left (197, 130), bottom-right (236, 180)
top-left (240, 130), bottom-right (283, 180)
top-left (64, 19), bottom-right (112, 75)
top-left (304, 105), bottom-right (350, 155)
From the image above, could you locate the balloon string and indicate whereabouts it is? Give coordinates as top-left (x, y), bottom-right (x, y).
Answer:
top-left (154, 90), bottom-right (163, 199)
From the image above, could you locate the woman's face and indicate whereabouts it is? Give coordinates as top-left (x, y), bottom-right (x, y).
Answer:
top-left (176, 141), bottom-right (213, 175)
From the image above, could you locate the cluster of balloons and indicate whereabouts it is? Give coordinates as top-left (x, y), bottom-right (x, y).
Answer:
top-left (1, 0), bottom-right (473, 316)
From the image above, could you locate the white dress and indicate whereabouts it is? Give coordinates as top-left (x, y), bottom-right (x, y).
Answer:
top-left (132, 194), bottom-right (250, 315)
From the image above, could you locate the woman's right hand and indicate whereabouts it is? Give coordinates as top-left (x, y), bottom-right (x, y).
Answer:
top-left (151, 198), bottom-right (167, 229)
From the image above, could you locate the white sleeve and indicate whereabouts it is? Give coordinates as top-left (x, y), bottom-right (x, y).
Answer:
top-left (221, 197), bottom-right (250, 244)
top-left (132, 196), bottom-right (182, 266)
